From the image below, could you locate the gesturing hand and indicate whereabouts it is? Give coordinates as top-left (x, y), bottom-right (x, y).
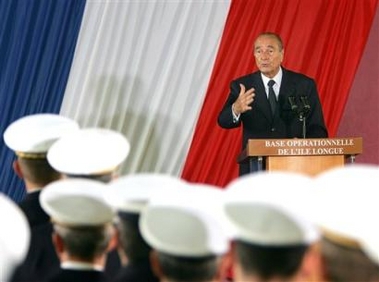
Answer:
top-left (232, 84), bottom-right (255, 115)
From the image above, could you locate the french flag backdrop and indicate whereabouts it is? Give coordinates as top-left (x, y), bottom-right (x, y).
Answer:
top-left (1, 0), bottom-right (378, 202)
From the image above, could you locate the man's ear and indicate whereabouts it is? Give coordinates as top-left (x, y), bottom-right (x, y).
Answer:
top-left (52, 232), bottom-right (65, 258)
top-left (107, 227), bottom-right (119, 252)
top-left (150, 250), bottom-right (163, 279)
top-left (298, 242), bottom-right (326, 282)
top-left (12, 160), bottom-right (23, 179)
top-left (229, 240), bottom-right (246, 281)
top-left (113, 228), bottom-right (129, 265)
top-left (217, 243), bottom-right (234, 282)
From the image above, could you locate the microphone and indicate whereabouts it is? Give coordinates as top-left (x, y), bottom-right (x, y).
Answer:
top-left (288, 96), bottom-right (298, 111)
top-left (300, 96), bottom-right (310, 111)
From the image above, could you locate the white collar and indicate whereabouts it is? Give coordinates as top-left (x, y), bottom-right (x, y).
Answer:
top-left (261, 67), bottom-right (283, 88)
top-left (27, 188), bottom-right (43, 194)
top-left (61, 261), bottom-right (104, 271)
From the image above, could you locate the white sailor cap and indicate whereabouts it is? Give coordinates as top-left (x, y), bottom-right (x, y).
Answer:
top-left (47, 128), bottom-right (130, 175)
top-left (0, 194), bottom-right (30, 281)
top-left (139, 182), bottom-right (230, 257)
top-left (3, 113), bottom-right (79, 158)
top-left (312, 164), bottom-right (379, 265)
top-left (106, 173), bottom-right (188, 213)
top-left (224, 171), bottom-right (319, 246)
top-left (40, 178), bottom-right (114, 226)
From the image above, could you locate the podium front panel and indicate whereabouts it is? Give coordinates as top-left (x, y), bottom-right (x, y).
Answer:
top-left (266, 155), bottom-right (345, 176)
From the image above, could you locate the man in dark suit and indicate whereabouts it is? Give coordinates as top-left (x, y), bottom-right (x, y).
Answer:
top-left (218, 32), bottom-right (328, 175)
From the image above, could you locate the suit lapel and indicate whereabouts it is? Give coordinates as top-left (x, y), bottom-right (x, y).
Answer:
top-left (279, 68), bottom-right (296, 105)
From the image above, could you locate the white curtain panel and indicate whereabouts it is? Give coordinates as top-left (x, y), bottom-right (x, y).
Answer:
top-left (60, 0), bottom-right (230, 176)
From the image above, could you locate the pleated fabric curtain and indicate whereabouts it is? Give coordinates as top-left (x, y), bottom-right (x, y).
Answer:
top-left (1, 0), bottom-right (378, 202)
top-left (0, 0), bottom-right (86, 201)
top-left (60, 1), bottom-right (231, 175)
top-left (64, 0), bottom-right (378, 188)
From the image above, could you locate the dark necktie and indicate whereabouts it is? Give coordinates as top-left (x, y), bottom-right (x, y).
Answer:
top-left (268, 80), bottom-right (277, 115)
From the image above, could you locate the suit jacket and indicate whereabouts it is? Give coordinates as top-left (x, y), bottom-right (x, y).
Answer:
top-left (218, 68), bottom-right (328, 175)
top-left (11, 223), bottom-right (60, 282)
top-left (11, 191), bottom-right (59, 282)
top-left (104, 249), bottom-right (122, 280)
top-left (111, 259), bottom-right (159, 282)
top-left (44, 269), bottom-right (108, 282)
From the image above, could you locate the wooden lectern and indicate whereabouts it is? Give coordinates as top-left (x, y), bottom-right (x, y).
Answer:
top-left (238, 137), bottom-right (363, 176)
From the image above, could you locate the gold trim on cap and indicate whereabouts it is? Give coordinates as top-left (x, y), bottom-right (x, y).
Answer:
top-left (16, 151), bottom-right (47, 159)
top-left (321, 227), bottom-right (361, 249)
top-left (93, 167), bottom-right (118, 175)
top-left (51, 219), bottom-right (112, 228)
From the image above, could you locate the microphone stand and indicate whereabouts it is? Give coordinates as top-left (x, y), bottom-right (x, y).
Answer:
top-left (288, 96), bottom-right (310, 139)
top-left (298, 111), bottom-right (307, 139)
top-left (299, 96), bottom-right (310, 138)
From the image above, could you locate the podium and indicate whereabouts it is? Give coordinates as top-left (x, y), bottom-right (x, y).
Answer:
top-left (238, 137), bottom-right (363, 176)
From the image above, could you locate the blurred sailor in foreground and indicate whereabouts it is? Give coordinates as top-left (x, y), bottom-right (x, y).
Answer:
top-left (0, 193), bottom-right (30, 282)
top-left (223, 171), bottom-right (321, 282)
top-left (4, 113), bottom-right (79, 282)
top-left (3, 113), bottom-right (79, 227)
top-left (47, 127), bottom-right (131, 278)
top-left (310, 165), bottom-right (379, 282)
top-left (106, 173), bottom-right (187, 282)
top-left (40, 178), bottom-right (116, 282)
top-left (139, 181), bottom-right (232, 282)
top-left (47, 127), bottom-right (130, 183)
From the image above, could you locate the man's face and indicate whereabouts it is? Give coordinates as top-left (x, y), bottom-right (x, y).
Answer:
top-left (254, 35), bottom-right (284, 78)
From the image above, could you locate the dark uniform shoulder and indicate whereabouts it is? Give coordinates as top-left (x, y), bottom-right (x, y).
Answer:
top-left (232, 71), bottom-right (259, 84)
top-left (283, 68), bottom-right (315, 82)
